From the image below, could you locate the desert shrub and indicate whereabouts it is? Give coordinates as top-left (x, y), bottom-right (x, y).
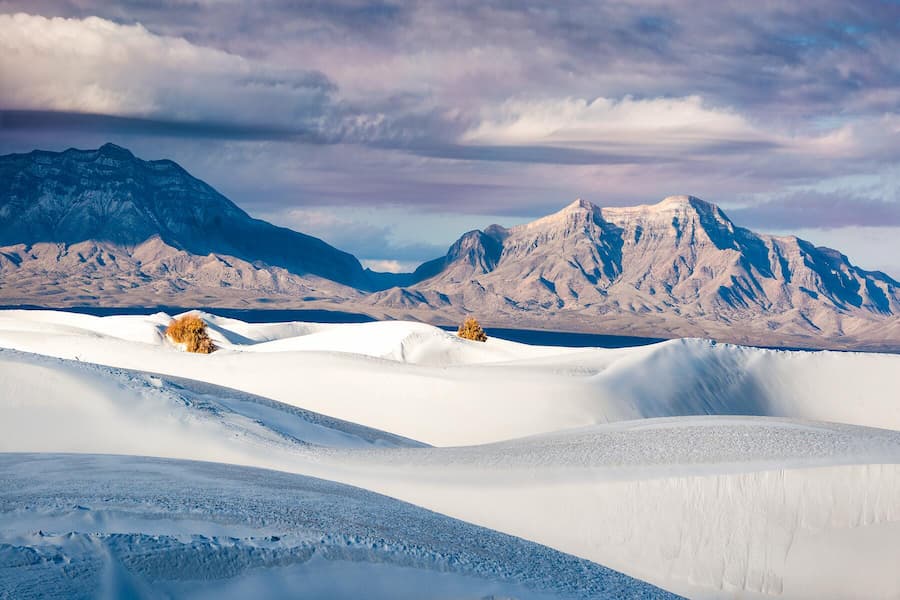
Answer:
top-left (166, 314), bottom-right (216, 353)
top-left (457, 316), bottom-right (487, 342)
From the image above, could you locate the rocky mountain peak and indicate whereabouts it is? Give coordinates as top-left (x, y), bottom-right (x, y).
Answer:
top-left (95, 142), bottom-right (135, 159)
top-left (655, 195), bottom-right (731, 223)
top-left (603, 195), bottom-right (727, 223)
top-left (562, 197), bottom-right (597, 212)
top-left (656, 194), bottom-right (700, 208)
top-left (0, 144), bottom-right (374, 289)
top-left (511, 198), bottom-right (603, 237)
top-left (392, 195), bottom-right (898, 349)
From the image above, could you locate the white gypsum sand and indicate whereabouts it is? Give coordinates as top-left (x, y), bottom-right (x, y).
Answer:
top-left (0, 309), bottom-right (898, 598)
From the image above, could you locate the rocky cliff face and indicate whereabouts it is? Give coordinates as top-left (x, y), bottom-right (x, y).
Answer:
top-left (368, 196), bottom-right (899, 349)
top-left (0, 237), bottom-right (361, 307)
top-left (0, 144), bottom-right (372, 290)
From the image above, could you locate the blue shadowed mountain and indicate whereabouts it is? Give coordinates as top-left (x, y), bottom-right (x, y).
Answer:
top-left (0, 143), bottom-right (382, 290)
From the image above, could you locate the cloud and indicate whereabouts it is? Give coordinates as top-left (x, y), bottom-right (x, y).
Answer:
top-left (3, 9), bottom-right (896, 171)
top-left (400, 142), bottom-right (662, 165)
top-left (0, 110), bottom-right (324, 142)
top-left (461, 96), bottom-right (761, 149)
top-left (1, 1), bottom-right (899, 261)
top-left (5, 2), bottom-right (900, 121)
top-left (0, 13), bottom-right (337, 128)
top-left (769, 225), bottom-right (900, 279)
top-left (454, 95), bottom-right (900, 169)
top-left (729, 192), bottom-right (900, 230)
top-left (258, 207), bottom-right (446, 263)
top-left (360, 259), bottom-right (421, 273)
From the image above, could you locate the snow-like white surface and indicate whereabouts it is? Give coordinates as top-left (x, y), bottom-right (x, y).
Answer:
top-left (0, 349), bottom-right (419, 458)
top-left (329, 422), bottom-right (900, 599)
top-left (1, 454), bottom-right (666, 600)
top-left (0, 310), bottom-right (897, 446)
top-left (1, 309), bottom-right (899, 598)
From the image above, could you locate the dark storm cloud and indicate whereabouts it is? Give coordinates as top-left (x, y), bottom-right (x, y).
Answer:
top-left (5, 2), bottom-right (900, 121)
top-left (0, 109), bottom-right (779, 168)
top-left (5, 0), bottom-right (899, 117)
top-left (380, 1), bottom-right (900, 118)
top-left (0, 110), bottom-right (326, 143)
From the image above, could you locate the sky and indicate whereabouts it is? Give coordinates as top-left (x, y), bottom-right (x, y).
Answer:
top-left (0, 1), bottom-right (899, 276)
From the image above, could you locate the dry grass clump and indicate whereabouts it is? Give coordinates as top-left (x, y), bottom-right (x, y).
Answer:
top-left (457, 316), bottom-right (487, 342)
top-left (166, 314), bottom-right (216, 353)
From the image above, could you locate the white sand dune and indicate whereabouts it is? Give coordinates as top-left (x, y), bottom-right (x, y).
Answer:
top-left (1, 309), bottom-right (899, 598)
top-left (0, 310), bottom-right (897, 445)
top-left (1, 453), bottom-right (670, 600)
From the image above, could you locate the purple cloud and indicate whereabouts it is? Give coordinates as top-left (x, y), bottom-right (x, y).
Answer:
top-left (0, 0), bottom-right (898, 262)
top-left (729, 192), bottom-right (900, 230)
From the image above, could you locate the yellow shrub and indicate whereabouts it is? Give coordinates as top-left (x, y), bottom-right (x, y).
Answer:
top-left (457, 316), bottom-right (487, 342)
top-left (166, 314), bottom-right (216, 354)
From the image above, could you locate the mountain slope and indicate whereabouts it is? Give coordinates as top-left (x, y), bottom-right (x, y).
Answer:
top-left (368, 196), bottom-right (899, 350)
top-left (0, 144), bottom-right (372, 289)
top-left (0, 237), bottom-right (361, 307)
top-left (1, 144), bottom-right (897, 349)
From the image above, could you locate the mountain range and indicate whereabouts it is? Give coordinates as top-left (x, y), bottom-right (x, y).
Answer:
top-left (1, 144), bottom-right (897, 351)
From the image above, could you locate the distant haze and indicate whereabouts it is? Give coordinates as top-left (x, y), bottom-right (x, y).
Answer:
top-left (0, 3), bottom-right (898, 276)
